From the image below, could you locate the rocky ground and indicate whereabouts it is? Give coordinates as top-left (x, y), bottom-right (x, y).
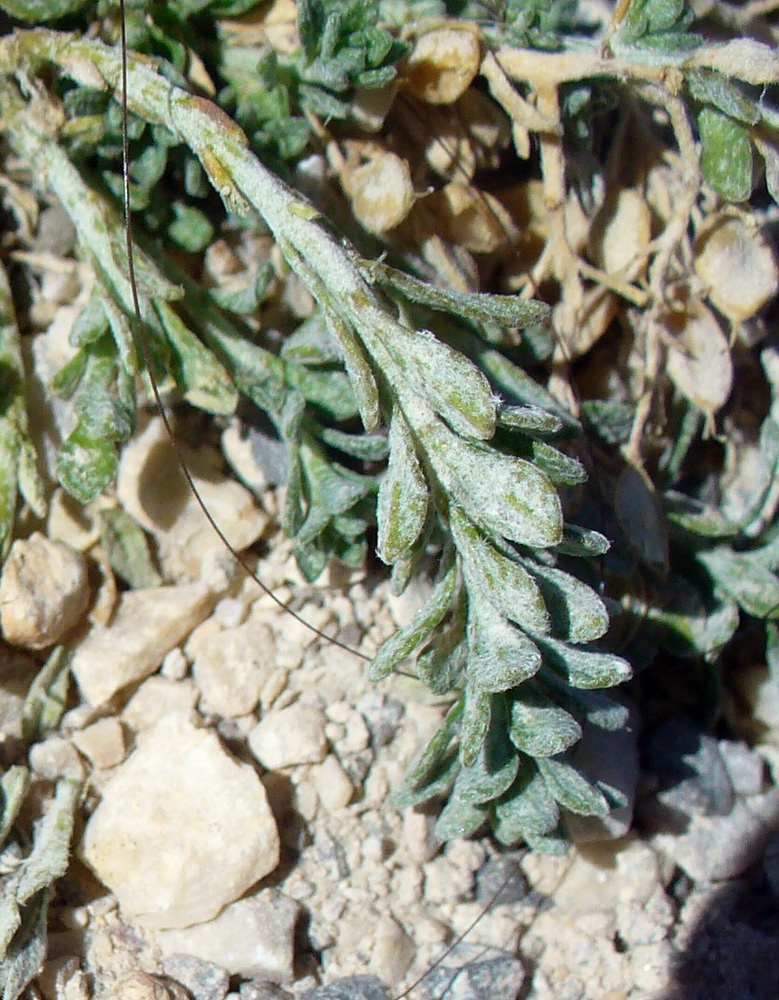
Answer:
top-left (3, 386), bottom-right (779, 1000)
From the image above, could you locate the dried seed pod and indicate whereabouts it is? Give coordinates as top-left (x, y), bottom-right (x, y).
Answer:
top-left (340, 146), bottom-right (415, 233)
top-left (426, 181), bottom-right (517, 254)
top-left (665, 300), bottom-right (733, 415)
top-left (403, 24), bottom-right (481, 105)
top-left (590, 188), bottom-right (652, 280)
top-left (694, 213), bottom-right (779, 323)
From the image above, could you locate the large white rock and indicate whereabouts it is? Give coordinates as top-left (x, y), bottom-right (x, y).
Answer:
top-left (70, 582), bottom-right (215, 706)
top-left (81, 712), bottom-right (280, 929)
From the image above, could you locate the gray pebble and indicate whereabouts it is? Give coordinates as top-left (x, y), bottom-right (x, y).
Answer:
top-left (162, 955), bottom-right (229, 1000)
top-left (298, 976), bottom-right (388, 1000)
top-left (411, 944), bottom-right (525, 1000)
top-left (475, 857), bottom-right (528, 906)
top-left (646, 714), bottom-right (734, 818)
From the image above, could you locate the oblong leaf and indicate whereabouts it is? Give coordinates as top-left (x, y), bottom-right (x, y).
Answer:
top-left (376, 406), bottom-right (428, 564)
top-left (537, 757), bottom-right (610, 816)
top-left (524, 560), bottom-right (609, 643)
top-left (508, 685), bottom-right (582, 758)
top-left (493, 760), bottom-right (560, 843)
top-left (534, 633), bottom-right (632, 690)
top-left (460, 687), bottom-right (492, 767)
top-left (369, 554), bottom-right (457, 681)
top-left (458, 696), bottom-right (520, 804)
top-left (468, 599), bottom-right (542, 693)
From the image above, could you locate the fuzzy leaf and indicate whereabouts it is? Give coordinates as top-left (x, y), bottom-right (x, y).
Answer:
top-left (99, 507), bottom-right (162, 590)
top-left (686, 69), bottom-right (759, 126)
top-left (537, 757), bottom-right (609, 816)
top-left (21, 647), bottom-right (70, 745)
top-left (324, 310), bottom-right (380, 431)
top-left (376, 406), bottom-right (428, 564)
top-left (508, 686), bottom-right (582, 757)
top-left (57, 427), bottom-right (118, 504)
top-left (386, 326), bottom-right (497, 440)
top-left (498, 405), bottom-right (564, 438)
top-left (697, 546), bottom-right (779, 619)
top-left (493, 761), bottom-right (560, 843)
top-left (318, 427), bottom-right (389, 462)
top-left (0, 767), bottom-right (30, 846)
top-left (698, 107), bottom-right (753, 203)
top-left (402, 699), bottom-right (463, 794)
top-left (451, 508), bottom-right (549, 634)
top-left (554, 524), bottom-right (610, 557)
top-left (457, 696), bottom-right (520, 804)
top-left (369, 554), bottom-right (457, 681)
top-left (535, 633), bottom-right (632, 690)
top-left (524, 560), bottom-right (610, 643)
top-left (468, 598), bottom-right (543, 693)
top-left (432, 423), bottom-right (563, 548)
top-left (434, 793), bottom-right (489, 840)
top-left (460, 687), bottom-right (492, 767)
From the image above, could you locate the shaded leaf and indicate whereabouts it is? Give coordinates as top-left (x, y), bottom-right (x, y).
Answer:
top-left (99, 507), bottom-right (162, 589)
top-left (537, 756), bottom-right (609, 816)
top-left (376, 406), bottom-right (428, 564)
top-left (508, 685), bottom-right (582, 757)
top-left (468, 598), bottom-right (542, 693)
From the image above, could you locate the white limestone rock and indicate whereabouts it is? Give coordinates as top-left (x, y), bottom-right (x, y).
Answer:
top-left (71, 718), bottom-right (126, 770)
top-left (154, 889), bottom-right (300, 982)
top-left (81, 712), bottom-right (280, 929)
top-left (247, 704), bottom-right (328, 769)
top-left (71, 582), bottom-right (215, 706)
top-left (122, 677), bottom-right (200, 732)
top-left (0, 533), bottom-right (90, 649)
top-left (189, 618), bottom-right (276, 718)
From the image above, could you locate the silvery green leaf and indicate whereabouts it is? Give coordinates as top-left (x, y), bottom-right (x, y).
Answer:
top-left (431, 423), bottom-right (563, 548)
top-left (393, 753), bottom-right (458, 809)
top-left (458, 696), bottom-right (519, 804)
top-left (22, 647), bottom-right (70, 745)
top-left (535, 634), bottom-right (632, 690)
top-left (0, 424), bottom-right (17, 560)
top-left (554, 524), bottom-right (610, 557)
top-left (281, 310), bottom-right (342, 365)
top-left (99, 507), bottom-right (162, 590)
top-left (498, 405), bottom-right (564, 438)
top-left (698, 107), bottom-right (753, 203)
top-left (365, 261), bottom-right (549, 329)
top-left (537, 757), bottom-right (609, 816)
top-left (324, 310), bottom-right (380, 431)
top-left (697, 546), bottom-right (779, 618)
top-left (369, 554), bottom-right (457, 681)
top-left (569, 690), bottom-right (630, 732)
top-left (403, 700), bottom-right (463, 794)
top-left (508, 686), bottom-right (582, 757)
top-left (434, 792), bottom-right (489, 841)
top-left (0, 767), bottom-right (29, 846)
top-left (417, 591), bottom-right (468, 695)
top-left (376, 407), bottom-right (428, 565)
top-left (493, 761), bottom-right (560, 843)
top-left (645, 572), bottom-right (739, 657)
top-left (468, 599), bottom-right (542, 694)
top-left (523, 823), bottom-right (570, 855)
top-left (154, 301), bottom-right (238, 416)
top-left (664, 492), bottom-right (737, 539)
top-left (519, 440), bottom-right (587, 487)
top-left (0, 887), bottom-right (48, 1000)
top-left (70, 289), bottom-right (110, 348)
top-left (0, 779), bottom-right (79, 956)
top-left (385, 325), bottom-right (497, 440)
top-left (318, 427), bottom-right (389, 462)
top-left (686, 69), bottom-right (760, 126)
top-left (18, 440), bottom-right (45, 521)
top-left (286, 367), bottom-right (360, 421)
top-left (524, 560), bottom-right (609, 643)
top-left (57, 427), bottom-right (117, 505)
top-left (450, 508), bottom-right (549, 634)
top-left (460, 687), bottom-right (492, 767)
top-left (296, 439), bottom-right (375, 545)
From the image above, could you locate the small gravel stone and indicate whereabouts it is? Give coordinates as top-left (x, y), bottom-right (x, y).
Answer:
top-left (161, 955), bottom-right (230, 1000)
top-left (475, 856), bottom-right (529, 906)
top-left (122, 677), bottom-right (199, 732)
top-left (411, 943), bottom-right (525, 1000)
top-left (154, 890), bottom-right (300, 982)
top-left (298, 976), bottom-right (388, 1000)
top-left (71, 718), bottom-right (126, 770)
top-left (189, 619), bottom-right (276, 718)
top-left (0, 533), bottom-right (89, 649)
top-left (718, 739), bottom-right (766, 797)
top-left (248, 704), bottom-right (328, 769)
top-left (71, 582), bottom-right (215, 706)
top-left (81, 711), bottom-right (280, 928)
top-left (29, 735), bottom-right (86, 781)
top-left (310, 755), bottom-right (353, 811)
top-left (370, 915), bottom-right (414, 985)
top-left (110, 973), bottom-right (190, 1000)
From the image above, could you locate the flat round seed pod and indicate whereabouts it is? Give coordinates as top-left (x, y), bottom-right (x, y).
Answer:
top-left (404, 24), bottom-right (480, 105)
top-left (694, 213), bottom-right (779, 323)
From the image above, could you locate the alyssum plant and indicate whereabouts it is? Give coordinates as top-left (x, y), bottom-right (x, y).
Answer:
top-left (1, 0), bottom-right (779, 941)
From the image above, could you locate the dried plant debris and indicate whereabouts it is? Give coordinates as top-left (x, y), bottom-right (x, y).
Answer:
top-left (1, 0), bottom-right (779, 996)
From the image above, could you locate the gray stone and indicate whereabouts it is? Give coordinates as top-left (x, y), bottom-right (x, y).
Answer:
top-left (646, 714), bottom-right (734, 818)
top-left (161, 956), bottom-right (229, 1000)
top-left (718, 739), bottom-right (766, 797)
top-left (298, 977), bottom-right (388, 1000)
top-left (410, 943), bottom-right (525, 1000)
top-left (475, 856), bottom-right (528, 907)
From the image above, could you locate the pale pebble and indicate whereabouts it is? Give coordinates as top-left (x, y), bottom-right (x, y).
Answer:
top-left (0, 533), bottom-right (89, 649)
top-left (190, 619), bottom-right (276, 718)
top-left (110, 973), bottom-right (190, 1000)
top-left (154, 890), bottom-right (300, 982)
top-left (248, 704), bottom-right (328, 769)
top-left (160, 648), bottom-right (189, 681)
top-left (71, 717), bottom-right (126, 770)
top-left (370, 915), bottom-right (415, 985)
top-left (122, 677), bottom-right (200, 732)
top-left (71, 582), bottom-right (215, 706)
top-left (29, 735), bottom-right (86, 781)
top-left (310, 755), bottom-right (353, 811)
top-left (81, 712), bottom-right (280, 929)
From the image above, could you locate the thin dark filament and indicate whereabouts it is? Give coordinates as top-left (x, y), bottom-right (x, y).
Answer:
top-left (117, 0), bottom-right (368, 662)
